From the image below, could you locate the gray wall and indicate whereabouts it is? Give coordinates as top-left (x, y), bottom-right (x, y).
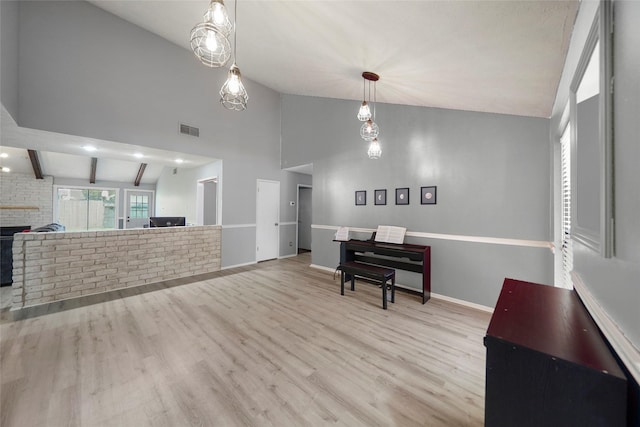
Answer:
top-left (282, 95), bottom-right (553, 307)
top-left (9, 1), bottom-right (282, 268)
top-left (0, 0), bottom-right (18, 120)
top-left (550, 0), bottom-right (640, 347)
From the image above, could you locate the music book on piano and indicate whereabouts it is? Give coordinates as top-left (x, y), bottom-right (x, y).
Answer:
top-left (335, 226), bottom-right (350, 241)
top-left (374, 225), bottom-right (406, 244)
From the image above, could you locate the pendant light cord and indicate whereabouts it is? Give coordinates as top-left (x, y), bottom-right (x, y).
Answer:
top-left (233, 0), bottom-right (238, 63)
top-left (373, 80), bottom-right (376, 120)
top-left (363, 78), bottom-right (366, 101)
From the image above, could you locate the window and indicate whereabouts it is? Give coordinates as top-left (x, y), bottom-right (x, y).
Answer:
top-left (56, 187), bottom-right (117, 231)
top-left (129, 194), bottom-right (149, 219)
top-left (560, 124), bottom-right (573, 289)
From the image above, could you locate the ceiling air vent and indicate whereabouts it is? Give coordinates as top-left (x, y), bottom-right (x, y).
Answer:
top-left (179, 123), bottom-right (199, 137)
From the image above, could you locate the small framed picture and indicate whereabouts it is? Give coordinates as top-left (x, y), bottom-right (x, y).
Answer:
top-left (355, 190), bottom-right (366, 206)
top-left (395, 187), bottom-right (410, 205)
top-left (421, 186), bottom-right (437, 205)
top-left (374, 189), bottom-right (387, 205)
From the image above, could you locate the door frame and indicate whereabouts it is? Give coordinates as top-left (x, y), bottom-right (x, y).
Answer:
top-left (296, 184), bottom-right (312, 254)
top-left (196, 176), bottom-right (221, 226)
top-left (123, 189), bottom-right (155, 229)
top-left (256, 179), bottom-right (280, 262)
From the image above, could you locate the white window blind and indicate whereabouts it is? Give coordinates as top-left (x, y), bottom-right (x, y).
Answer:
top-left (560, 124), bottom-right (573, 289)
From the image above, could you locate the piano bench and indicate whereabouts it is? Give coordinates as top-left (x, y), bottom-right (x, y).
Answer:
top-left (338, 261), bottom-right (396, 309)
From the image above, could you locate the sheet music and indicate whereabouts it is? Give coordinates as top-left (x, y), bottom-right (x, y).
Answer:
top-left (374, 225), bottom-right (406, 244)
top-left (335, 226), bottom-right (350, 241)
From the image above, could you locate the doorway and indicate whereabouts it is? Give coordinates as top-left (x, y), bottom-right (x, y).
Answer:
top-left (256, 179), bottom-right (280, 262)
top-left (196, 177), bottom-right (220, 226)
top-left (297, 185), bottom-right (312, 253)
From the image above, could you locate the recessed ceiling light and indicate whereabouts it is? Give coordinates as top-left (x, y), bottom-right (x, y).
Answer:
top-left (134, 152), bottom-right (144, 159)
top-left (1, 167), bottom-right (10, 172)
top-left (0, 153), bottom-right (8, 158)
top-left (83, 145), bottom-right (97, 152)
top-left (175, 158), bottom-right (184, 164)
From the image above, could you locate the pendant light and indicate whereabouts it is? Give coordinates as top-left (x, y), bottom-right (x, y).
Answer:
top-left (220, 0), bottom-right (248, 111)
top-left (357, 77), bottom-right (372, 121)
top-left (190, 0), bottom-right (233, 68)
top-left (360, 72), bottom-right (379, 141)
top-left (367, 138), bottom-right (382, 159)
top-left (360, 119), bottom-right (379, 142)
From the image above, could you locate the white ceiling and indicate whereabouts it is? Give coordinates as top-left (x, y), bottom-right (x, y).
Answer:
top-left (88, 0), bottom-right (579, 118)
top-left (1, 106), bottom-right (216, 184)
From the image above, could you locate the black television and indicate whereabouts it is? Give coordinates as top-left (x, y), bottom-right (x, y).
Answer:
top-left (149, 217), bottom-right (186, 227)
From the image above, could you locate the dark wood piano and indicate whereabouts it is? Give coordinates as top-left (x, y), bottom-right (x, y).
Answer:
top-left (338, 239), bottom-right (431, 304)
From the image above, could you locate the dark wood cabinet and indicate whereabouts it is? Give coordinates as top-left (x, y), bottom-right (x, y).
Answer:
top-left (484, 278), bottom-right (627, 426)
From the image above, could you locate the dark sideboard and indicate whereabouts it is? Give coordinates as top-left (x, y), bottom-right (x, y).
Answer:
top-left (484, 278), bottom-right (627, 426)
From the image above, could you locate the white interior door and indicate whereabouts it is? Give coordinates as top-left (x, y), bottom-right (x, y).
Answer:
top-left (256, 180), bottom-right (280, 262)
top-left (125, 190), bottom-right (154, 229)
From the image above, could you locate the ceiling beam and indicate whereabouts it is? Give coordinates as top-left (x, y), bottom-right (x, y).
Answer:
top-left (27, 150), bottom-right (44, 179)
top-left (134, 163), bottom-right (147, 187)
top-left (90, 157), bottom-right (97, 184)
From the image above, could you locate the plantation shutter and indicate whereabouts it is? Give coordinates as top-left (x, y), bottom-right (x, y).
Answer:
top-left (560, 124), bottom-right (573, 289)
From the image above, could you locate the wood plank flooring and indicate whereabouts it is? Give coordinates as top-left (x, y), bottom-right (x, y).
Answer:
top-left (0, 253), bottom-right (492, 426)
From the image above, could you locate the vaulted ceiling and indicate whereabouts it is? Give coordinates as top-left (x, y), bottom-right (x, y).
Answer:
top-left (88, 0), bottom-right (579, 118)
top-left (2, 0), bottom-right (580, 183)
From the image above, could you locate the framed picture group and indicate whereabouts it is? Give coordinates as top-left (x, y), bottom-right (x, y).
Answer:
top-left (355, 186), bottom-right (437, 206)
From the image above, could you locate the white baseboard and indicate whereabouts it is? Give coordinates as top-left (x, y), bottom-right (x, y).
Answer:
top-left (573, 272), bottom-right (640, 384)
top-left (278, 254), bottom-right (298, 259)
top-left (430, 292), bottom-right (494, 313)
top-left (310, 264), bottom-right (494, 313)
top-left (221, 223), bottom-right (256, 229)
top-left (221, 261), bottom-right (257, 270)
top-left (310, 264), bottom-right (335, 273)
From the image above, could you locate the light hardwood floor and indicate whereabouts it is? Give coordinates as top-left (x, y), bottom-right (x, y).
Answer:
top-left (0, 253), bottom-right (492, 426)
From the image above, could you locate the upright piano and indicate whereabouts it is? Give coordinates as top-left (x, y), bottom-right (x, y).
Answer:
top-left (339, 239), bottom-right (431, 303)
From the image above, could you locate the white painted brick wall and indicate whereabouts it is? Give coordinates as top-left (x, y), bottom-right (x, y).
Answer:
top-left (0, 173), bottom-right (53, 228)
top-left (12, 225), bottom-right (222, 309)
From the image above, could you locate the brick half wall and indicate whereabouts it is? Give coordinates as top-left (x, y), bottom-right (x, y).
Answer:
top-left (11, 225), bottom-right (221, 309)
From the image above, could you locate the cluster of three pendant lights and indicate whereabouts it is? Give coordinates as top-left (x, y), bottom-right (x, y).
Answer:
top-left (358, 72), bottom-right (382, 159)
top-left (192, 0), bottom-right (382, 154)
top-left (190, 0), bottom-right (248, 111)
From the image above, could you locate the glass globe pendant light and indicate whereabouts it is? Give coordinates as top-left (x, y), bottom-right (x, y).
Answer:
top-left (368, 138), bottom-right (382, 159)
top-left (360, 71), bottom-right (379, 141)
top-left (220, 63), bottom-right (248, 111)
top-left (357, 78), bottom-right (371, 121)
top-left (357, 102), bottom-right (371, 122)
top-left (360, 119), bottom-right (379, 141)
top-left (220, 0), bottom-right (248, 111)
top-left (190, 0), bottom-right (233, 67)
